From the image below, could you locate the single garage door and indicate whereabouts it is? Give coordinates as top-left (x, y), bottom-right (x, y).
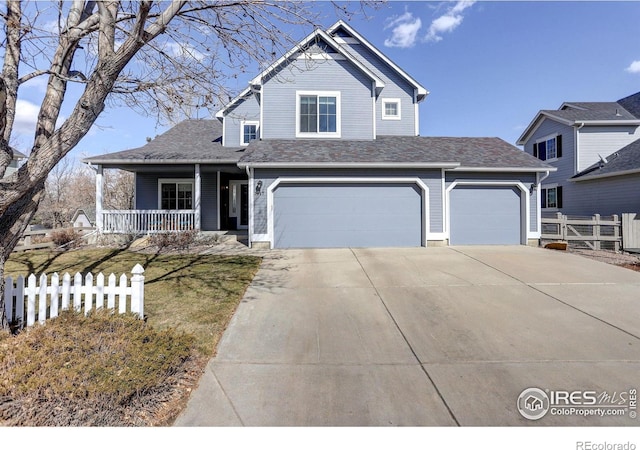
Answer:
top-left (273, 183), bottom-right (422, 248)
top-left (450, 186), bottom-right (522, 245)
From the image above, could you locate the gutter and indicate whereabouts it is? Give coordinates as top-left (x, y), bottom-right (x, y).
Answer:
top-left (450, 166), bottom-right (557, 173)
top-left (571, 167), bottom-right (640, 182)
top-left (81, 158), bottom-right (241, 165)
top-left (237, 161), bottom-right (461, 169)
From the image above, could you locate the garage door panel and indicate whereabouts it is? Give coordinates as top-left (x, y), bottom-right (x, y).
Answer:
top-left (450, 186), bottom-right (521, 245)
top-left (274, 183), bottom-right (422, 248)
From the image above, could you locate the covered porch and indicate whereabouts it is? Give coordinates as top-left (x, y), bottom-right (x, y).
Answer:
top-left (94, 163), bottom-right (248, 234)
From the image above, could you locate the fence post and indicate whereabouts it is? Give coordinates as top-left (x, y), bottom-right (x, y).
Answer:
top-left (593, 214), bottom-right (601, 250)
top-left (613, 215), bottom-right (620, 252)
top-left (130, 264), bottom-right (145, 318)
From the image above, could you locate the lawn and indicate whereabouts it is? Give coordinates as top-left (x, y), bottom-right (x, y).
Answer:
top-left (5, 248), bottom-right (262, 356)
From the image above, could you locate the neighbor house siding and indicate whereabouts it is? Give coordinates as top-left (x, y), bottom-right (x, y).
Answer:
top-left (261, 58), bottom-right (374, 140)
top-left (223, 94), bottom-right (261, 148)
top-left (252, 168), bottom-right (443, 236)
top-left (340, 42), bottom-right (417, 136)
top-left (576, 125), bottom-right (640, 171)
top-left (563, 174), bottom-right (640, 216)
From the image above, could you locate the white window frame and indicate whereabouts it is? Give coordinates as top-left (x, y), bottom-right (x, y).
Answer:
top-left (535, 133), bottom-right (558, 162)
top-left (295, 90), bottom-right (341, 138)
top-left (240, 120), bottom-right (260, 147)
top-left (541, 183), bottom-right (559, 210)
top-left (382, 98), bottom-right (402, 121)
top-left (158, 178), bottom-right (194, 210)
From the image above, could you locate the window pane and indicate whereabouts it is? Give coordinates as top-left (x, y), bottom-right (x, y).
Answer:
top-left (177, 183), bottom-right (192, 209)
top-left (538, 141), bottom-right (547, 161)
top-left (300, 96), bottom-right (317, 132)
top-left (161, 184), bottom-right (177, 210)
top-left (243, 124), bottom-right (257, 144)
top-left (546, 138), bottom-right (556, 159)
top-left (318, 96), bottom-right (336, 132)
top-left (385, 102), bottom-right (398, 116)
top-left (547, 188), bottom-right (557, 208)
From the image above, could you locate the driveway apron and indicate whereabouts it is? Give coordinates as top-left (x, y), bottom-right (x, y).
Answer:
top-left (174, 246), bottom-right (640, 426)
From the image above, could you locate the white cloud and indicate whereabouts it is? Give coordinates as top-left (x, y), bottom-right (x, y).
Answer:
top-left (13, 99), bottom-right (41, 135)
top-left (625, 60), bottom-right (640, 74)
top-left (164, 42), bottom-right (206, 62)
top-left (425, 1), bottom-right (476, 43)
top-left (384, 10), bottom-right (423, 49)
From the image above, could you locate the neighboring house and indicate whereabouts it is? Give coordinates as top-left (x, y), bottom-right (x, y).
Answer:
top-left (2, 148), bottom-right (26, 178)
top-left (517, 91), bottom-right (640, 216)
top-left (72, 208), bottom-right (96, 228)
top-left (83, 21), bottom-right (553, 249)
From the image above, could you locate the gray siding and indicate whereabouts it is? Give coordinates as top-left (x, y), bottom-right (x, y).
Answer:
top-left (577, 125), bottom-right (640, 171)
top-left (445, 171), bottom-right (538, 233)
top-left (3, 160), bottom-right (18, 178)
top-left (262, 58), bottom-right (374, 140)
top-left (561, 174), bottom-right (640, 216)
top-left (341, 42), bottom-right (417, 136)
top-left (223, 94), bottom-right (260, 147)
top-left (253, 168), bottom-right (443, 235)
top-left (135, 171), bottom-right (219, 230)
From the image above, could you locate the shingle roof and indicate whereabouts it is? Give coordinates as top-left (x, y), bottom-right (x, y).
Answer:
top-left (82, 119), bottom-right (246, 164)
top-left (572, 138), bottom-right (640, 180)
top-left (617, 92), bottom-right (640, 119)
top-left (239, 136), bottom-right (553, 170)
top-left (548, 102), bottom-right (637, 121)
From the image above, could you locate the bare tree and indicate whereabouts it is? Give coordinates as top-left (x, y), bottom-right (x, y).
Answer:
top-left (0, 0), bottom-right (379, 329)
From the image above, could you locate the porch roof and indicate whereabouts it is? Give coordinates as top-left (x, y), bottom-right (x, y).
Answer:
top-left (239, 136), bottom-right (555, 172)
top-left (83, 119), bottom-right (245, 165)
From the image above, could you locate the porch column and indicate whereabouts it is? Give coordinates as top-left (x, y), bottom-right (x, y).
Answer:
top-left (194, 164), bottom-right (201, 230)
top-left (95, 165), bottom-right (103, 231)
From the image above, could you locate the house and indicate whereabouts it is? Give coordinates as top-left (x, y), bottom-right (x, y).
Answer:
top-left (517, 91), bottom-right (640, 216)
top-left (83, 21), bottom-right (553, 248)
top-left (2, 148), bottom-right (26, 178)
top-left (71, 208), bottom-right (95, 228)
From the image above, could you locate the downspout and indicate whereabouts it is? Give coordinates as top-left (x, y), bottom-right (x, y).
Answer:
top-left (245, 165), bottom-right (253, 248)
top-left (575, 122), bottom-right (584, 173)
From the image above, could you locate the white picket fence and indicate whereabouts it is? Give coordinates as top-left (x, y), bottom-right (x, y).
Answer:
top-left (3, 264), bottom-right (145, 330)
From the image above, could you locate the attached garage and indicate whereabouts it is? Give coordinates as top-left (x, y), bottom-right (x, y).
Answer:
top-left (449, 185), bottom-right (523, 245)
top-left (272, 182), bottom-right (423, 248)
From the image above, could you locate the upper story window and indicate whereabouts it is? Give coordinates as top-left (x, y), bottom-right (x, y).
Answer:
top-left (241, 121), bottom-right (259, 146)
top-left (159, 179), bottom-right (193, 210)
top-left (296, 91), bottom-right (341, 138)
top-left (534, 134), bottom-right (562, 161)
top-left (382, 98), bottom-right (401, 120)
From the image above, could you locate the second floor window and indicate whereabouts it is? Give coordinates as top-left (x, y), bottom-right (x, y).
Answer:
top-left (242, 121), bottom-right (259, 146)
top-left (297, 91), bottom-right (341, 137)
top-left (382, 98), bottom-right (401, 120)
top-left (534, 134), bottom-right (562, 161)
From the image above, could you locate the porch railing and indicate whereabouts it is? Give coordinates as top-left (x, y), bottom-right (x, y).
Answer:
top-left (101, 210), bottom-right (196, 234)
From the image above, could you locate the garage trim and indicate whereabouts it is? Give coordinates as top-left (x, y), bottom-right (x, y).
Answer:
top-left (266, 177), bottom-right (430, 249)
top-left (445, 180), bottom-right (530, 245)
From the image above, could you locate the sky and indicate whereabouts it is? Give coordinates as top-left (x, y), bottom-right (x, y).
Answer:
top-left (9, 1), bottom-right (640, 164)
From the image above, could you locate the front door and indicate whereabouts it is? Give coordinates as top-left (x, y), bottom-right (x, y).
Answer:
top-left (229, 180), bottom-right (248, 229)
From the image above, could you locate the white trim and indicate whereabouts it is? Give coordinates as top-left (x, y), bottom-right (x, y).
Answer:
top-left (259, 84), bottom-right (264, 140)
top-left (295, 90), bottom-right (342, 138)
top-left (441, 169), bottom-right (446, 237)
top-left (248, 167), bottom-right (254, 247)
top-left (382, 98), bottom-right (402, 121)
top-left (240, 162), bottom-right (460, 169)
top-left (194, 164), bottom-right (201, 230)
top-left (266, 177), bottom-right (430, 249)
top-left (240, 120), bottom-right (260, 146)
top-left (327, 21), bottom-right (428, 100)
top-left (371, 83), bottom-right (376, 138)
top-left (333, 36), bottom-right (359, 45)
top-left (451, 166), bottom-right (556, 173)
top-left (251, 233), bottom-right (270, 242)
top-left (445, 180), bottom-right (531, 244)
top-left (573, 167), bottom-right (640, 181)
top-left (157, 178), bottom-right (195, 210)
top-left (95, 165), bottom-right (104, 231)
top-left (414, 89), bottom-right (419, 136)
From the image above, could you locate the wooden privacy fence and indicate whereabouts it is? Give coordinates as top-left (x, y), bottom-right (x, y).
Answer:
top-left (541, 213), bottom-right (621, 251)
top-left (3, 264), bottom-right (145, 330)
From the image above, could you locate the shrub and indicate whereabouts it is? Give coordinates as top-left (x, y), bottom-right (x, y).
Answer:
top-left (50, 228), bottom-right (83, 248)
top-left (149, 230), bottom-right (197, 251)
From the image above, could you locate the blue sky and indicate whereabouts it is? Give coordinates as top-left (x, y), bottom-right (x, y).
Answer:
top-left (10, 1), bottom-right (640, 162)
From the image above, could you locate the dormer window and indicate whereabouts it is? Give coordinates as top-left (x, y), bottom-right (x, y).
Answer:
top-left (296, 91), bottom-right (341, 138)
top-left (241, 121), bottom-right (259, 146)
top-left (382, 98), bottom-right (401, 120)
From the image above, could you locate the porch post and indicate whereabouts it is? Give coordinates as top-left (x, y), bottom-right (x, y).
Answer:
top-left (95, 165), bottom-right (104, 231)
top-left (194, 164), bottom-right (201, 230)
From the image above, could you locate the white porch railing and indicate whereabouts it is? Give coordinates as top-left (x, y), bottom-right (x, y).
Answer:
top-left (102, 210), bottom-right (196, 234)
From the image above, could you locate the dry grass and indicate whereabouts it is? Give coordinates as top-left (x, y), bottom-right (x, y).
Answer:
top-left (1, 248), bottom-right (262, 426)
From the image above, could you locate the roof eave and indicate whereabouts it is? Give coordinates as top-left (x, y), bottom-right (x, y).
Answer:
top-left (516, 112), bottom-right (574, 145)
top-left (83, 158), bottom-right (241, 165)
top-left (451, 166), bottom-right (557, 173)
top-left (239, 161), bottom-right (460, 169)
top-left (572, 167), bottom-right (640, 182)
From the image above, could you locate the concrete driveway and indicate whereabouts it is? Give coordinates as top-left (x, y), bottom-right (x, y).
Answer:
top-left (174, 246), bottom-right (640, 426)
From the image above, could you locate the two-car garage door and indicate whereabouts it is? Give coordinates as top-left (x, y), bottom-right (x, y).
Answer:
top-left (273, 183), bottom-right (422, 248)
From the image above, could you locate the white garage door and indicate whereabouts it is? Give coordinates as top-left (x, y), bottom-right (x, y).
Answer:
top-left (450, 186), bottom-right (522, 245)
top-left (273, 183), bottom-right (422, 248)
